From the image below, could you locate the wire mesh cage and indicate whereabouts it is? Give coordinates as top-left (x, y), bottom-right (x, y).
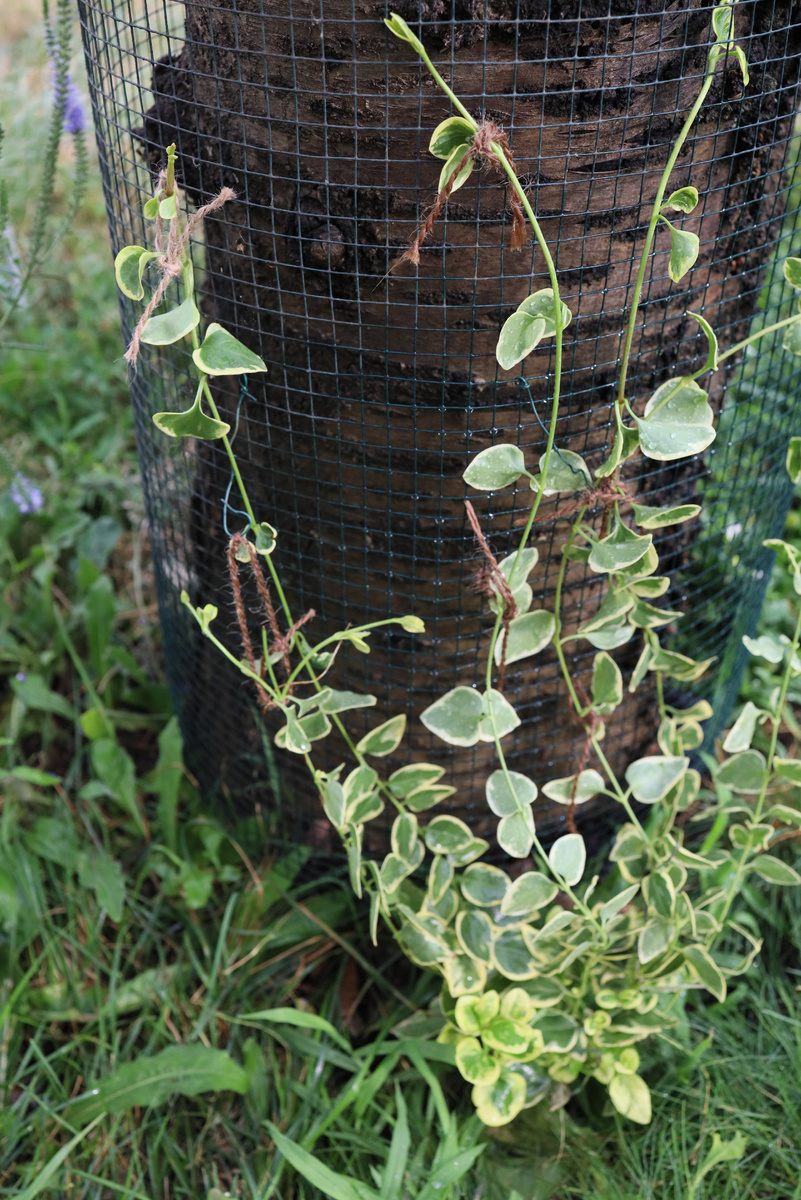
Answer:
top-left (78, 0), bottom-right (801, 850)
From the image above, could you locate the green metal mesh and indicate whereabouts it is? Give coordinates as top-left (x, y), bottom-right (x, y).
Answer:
top-left (77, 0), bottom-right (801, 849)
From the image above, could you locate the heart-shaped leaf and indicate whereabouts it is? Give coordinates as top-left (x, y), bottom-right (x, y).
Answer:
top-left (500, 871), bottom-right (558, 917)
top-left (158, 192), bottom-right (178, 220)
top-left (716, 749), bottom-right (767, 793)
top-left (423, 815), bottom-right (474, 854)
top-left (591, 651), bottom-right (623, 714)
top-left (463, 444), bottom-right (526, 490)
top-left (478, 688), bottom-right (521, 742)
top-left (153, 393), bottom-right (230, 440)
top-left (517, 288), bottom-right (572, 330)
top-left (114, 245), bottom-right (157, 300)
top-left (637, 377), bottom-right (715, 462)
top-left (193, 323), bottom-right (267, 375)
top-left (421, 686), bottom-right (484, 746)
top-left (461, 863), bottom-right (510, 907)
top-left (140, 295), bottom-right (200, 346)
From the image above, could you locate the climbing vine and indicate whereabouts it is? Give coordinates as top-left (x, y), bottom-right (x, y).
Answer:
top-left (114, 0), bottom-right (801, 1129)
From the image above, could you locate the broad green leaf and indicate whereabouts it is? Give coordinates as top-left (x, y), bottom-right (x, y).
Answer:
top-left (492, 928), bottom-right (540, 980)
top-left (712, 1), bottom-right (733, 43)
top-left (421, 686), bottom-right (484, 747)
top-left (90, 738), bottom-right (145, 834)
top-left (442, 954), bottom-right (487, 997)
top-left (592, 651), bottom-right (623, 714)
top-left (588, 522), bottom-right (653, 574)
top-left (397, 918), bottom-right (449, 965)
top-left (78, 849), bottom-right (125, 922)
top-left (461, 863), bottom-right (510, 908)
top-left (143, 195), bottom-right (159, 220)
top-left (482, 1014), bottom-right (531, 1055)
top-left (266, 1121), bottom-right (379, 1200)
top-left (661, 216), bottom-right (699, 282)
top-left (242, 1006), bottom-right (352, 1052)
top-left (549, 833), bottom-right (586, 886)
top-left (788, 436), bottom-right (801, 483)
top-left (716, 749), bottom-right (767, 793)
top-left (276, 710), bottom-right (331, 752)
top-left (784, 256), bottom-right (801, 288)
top-left (645, 869), bottom-right (675, 919)
top-left (456, 909), bottom-right (494, 963)
top-left (625, 755), bottom-right (687, 804)
top-left (496, 313), bottom-right (548, 370)
top-left (663, 186), bottom-right (699, 213)
top-left (497, 811), bottom-right (535, 859)
top-left (463, 444), bottom-right (526, 490)
top-left (140, 295), bottom-right (200, 345)
top-left (158, 192), bottom-right (177, 219)
top-left (529, 1011), bottom-right (579, 1052)
top-left (609, 1073), bottom-right (651, 1124)
top-left (11, 672), bottom-right (73, 719)
top-left (429, 116), bottom-right (475, 159)
top-left (691, 1132), bottom-right (748, 1188)
top-left (536, 448), bottom-right (591, 495)
top-left (495, 610), bottom-right (555, 666)
top-left (449, 837), bottom-right (490, 867)
top-left (71, 1046), bottom-right (248, 1122)
top-left (742, 633), bottom-right (784, 663)
top-left (688, 311), bottom-right (719, 373)
top-left (320, 689), bottom-right (377, 714)
top-left (637, 377), bottom-right (715, 462)
top-left (114, 245), bottom-right (156, 300)
top-left (587, 621), bottom-right (635, 651)
top-left (389, 763), bottom-right (445, 797)
top-left (471, 1069), bottom-right (527, 1127)
top-left (438, 143), bottom-right (473, 193)
top-left (478, 688), bottom-right (521, 742)
top-left (356, 714), bottom-right (406, 757)
top-left (193, 323), bottom-right (267, 375)
top-left (542, 768), bottom-right (605, 807)
top-left (773, 758), bottom-right (801, 784)
top-left (501, 871), bottom-right (558, 917)
top-left (424, 815), bottom-right (473, 854)
top-left (518, 288), bottom-right (572, 330)
top-left (485, 768), bottom-right (537, 816)
top-left (455, 1036), bottom-right (500, 1085)
top-left (577, 588), bottom-right (634, 635)
top-left (153, 393), bottom-right (230, 440)
top-left (683, 944), bottom-right (726, 1002)
top-left (632, 502), bottom-right (701, 529)
top-left (722, 701), bottom-right (761, 753)
top-left (614, 542), bottom-right (660, 582)
top-left (750, 854), bottom-right (801, 885)
top-left (782, 318), bottom-right (801, 357)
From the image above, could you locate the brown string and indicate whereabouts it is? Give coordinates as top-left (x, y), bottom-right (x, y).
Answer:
top-left (226, 536), bottom-right (272, 712)
top-left (125, 180), bottom-right (237, 367)
top-left (397, 120), bottom-right (525, 269)
top-left (514, 475), bottom-right (630, 528)
top-left (465, 499), bottom-right (519, 690)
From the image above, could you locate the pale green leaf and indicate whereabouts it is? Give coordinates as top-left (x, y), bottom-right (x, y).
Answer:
top-left (663, 186), bottom-right (699, 213)
top-left (438, 144), bottom-right (473, 193)
top-left (153, 393), bottom-right (230, 440)
top-left (750, 854), bottom-right (801, 885)
top-left (497, 811), bottom-right (535, 858)
top-left (140, 295), bottom-right (200, 346)
top-left (421, 686), bottom-right (484, 747)
top-left (429, 115), bottom-right (475, 159)
top-left (632, 502), bottom-right (701, 529)
top-left (722, 701), bottom-right (762, 753)
top-left (478, 688), bottom-right (521, 742)
top-left (661, 217), bottom-right (699, 282)
top-left (549, 833), bottom-right (586, 886)
top-left (625, 755), bottom-right (687, 804)
top-left (592, 651), bottom-right (623, 714)
top-left (683, 944), bottom-right (727, 1002)
top-left (485, 768), bottom-right (537, 816)
top-left (542, 768), bottom-right (605, 807)
top-left (495, 609), bottom-right (554, 666)
top-left (637, 377), bottom-right (715, 462)
top-left (461, 863), bottom-right (510, 907)
top-left (588, 522), bottom-right (653, 574)
top-left (114, 245), bottom-right (156, 300)
top-left (716, 749), bottom-right (767, 793)
top-left (463, 444), bottom-right (526, 490)
top-left (496, 313), bottom-right (548, 371)
top-left (608, 1073), bottom-right (652, 1124)
top-left (356, 714), bottom-right (406, 757)
top-left (193, 323), bottom-right (267, 375)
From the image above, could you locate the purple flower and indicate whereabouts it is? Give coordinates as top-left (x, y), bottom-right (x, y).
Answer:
top-left (51, 59), bottom-right (86, 136)
top-left (9, 475), bottom-right (44, 515)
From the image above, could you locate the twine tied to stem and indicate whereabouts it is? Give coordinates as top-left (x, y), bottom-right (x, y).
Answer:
top-left (398, 120), bottom-right (526, 268)
top-left (124, 171), bottom-right (237, 367)
top-left (465, 498), bottom-right (520, 690)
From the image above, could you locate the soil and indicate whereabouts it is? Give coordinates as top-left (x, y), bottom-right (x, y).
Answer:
top-left (124, 0), bottom-right (800, 845)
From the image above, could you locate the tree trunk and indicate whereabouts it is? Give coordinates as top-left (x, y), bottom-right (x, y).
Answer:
top-left (130, 0), bottom-right (799, 845)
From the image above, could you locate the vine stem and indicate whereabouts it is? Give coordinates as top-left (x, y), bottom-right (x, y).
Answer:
top-left (551, 508), bottom-right (590, 718)
top-left (711, 600), bottom-right (801, 940)
top-left (716, 311), bottom-right (801, 364)
top-left (614, 68), bottom-right (717, 412)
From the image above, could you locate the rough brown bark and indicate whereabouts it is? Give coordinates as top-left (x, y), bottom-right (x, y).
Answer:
top-left (139, 0), bottom-right (800, 845)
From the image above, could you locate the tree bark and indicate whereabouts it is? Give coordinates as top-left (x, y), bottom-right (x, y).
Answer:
top-left (137, 0), bottom-right (800, 845)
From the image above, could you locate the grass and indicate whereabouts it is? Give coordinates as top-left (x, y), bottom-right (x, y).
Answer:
top-left (3, 8), bottom-right (801, 1200)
